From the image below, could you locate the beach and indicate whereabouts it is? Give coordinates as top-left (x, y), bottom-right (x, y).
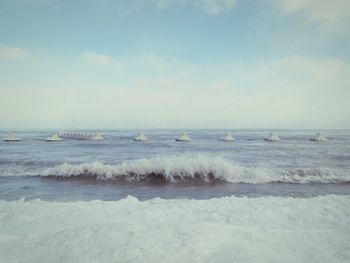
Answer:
top-left (1, 129), bottom-right (349, 262)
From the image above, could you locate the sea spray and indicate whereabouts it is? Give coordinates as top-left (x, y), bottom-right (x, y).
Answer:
top-left (43, 155), bottom-right (350, 184)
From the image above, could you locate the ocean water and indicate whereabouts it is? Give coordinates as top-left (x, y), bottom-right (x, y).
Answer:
top-left (1, 129), bottom-right (350, 263)
top-left (1, 129), bottom-right (349, 201)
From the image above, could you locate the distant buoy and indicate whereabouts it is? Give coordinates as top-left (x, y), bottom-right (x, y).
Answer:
top-left (310, 133), bottom-right (327, 142)
top-left (265, 132), bottom-right (281, 141)
top-left (175, 132), bottom-right (191, 142)
top-left (219, 132), bottom-right (234, 141)
top-left (92, 132), bottom-right (104, 140)
top-left (45, 133), bottom-right (62, 142)
top-left (3, 132), bottom-right (21, 141)
top-left (133, 132), bottom-right (148, 141)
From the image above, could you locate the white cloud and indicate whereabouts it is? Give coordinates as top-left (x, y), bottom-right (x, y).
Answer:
top-left (194, 0), bottom-right (236, 15)
top-left (82, 51), bottom-right (113, 65)
top-left (0, 46), bottom-right (27, 60)
top-left (153, 0), bottom-right (236, 14)
top-left (153, 0), bottom-right (174, 9)
top-left (1, 54), bottom-right (349, 129)
top-left (271, 0), bottom-right (350, 22)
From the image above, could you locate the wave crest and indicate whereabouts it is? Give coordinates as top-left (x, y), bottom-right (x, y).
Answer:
top-left (43, 156), bottom-right (273, 183)
top-left (43, 155), bottom-right (350, 184)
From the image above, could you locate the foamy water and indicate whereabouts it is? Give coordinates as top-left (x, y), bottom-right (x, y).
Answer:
top-left (1, 195), bottom-right (350, 263)
top-left (42, 155), bottom-right (349, 184)
top-left (1, 129), bottom-right (350, 262)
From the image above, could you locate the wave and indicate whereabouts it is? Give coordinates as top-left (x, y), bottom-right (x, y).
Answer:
top-left (42, 155), bottom-right (350, 184)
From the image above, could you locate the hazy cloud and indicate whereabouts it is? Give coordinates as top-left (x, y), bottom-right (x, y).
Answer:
top-left (153, 0), bottom-right (236, 14)
top-left (82, 51), bottom-right (113, 65)
top-left (271, 0), bottom-right (350, 22)
top-left (0, 46), bottom-right (27, 60)
top-left (1, 54), bottom-right (349, 129)
top-left (194, 0), bottom-right (236, 14)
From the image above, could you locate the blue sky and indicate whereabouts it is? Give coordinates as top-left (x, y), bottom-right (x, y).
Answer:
top-left (0, 0), bottom-right (349, 129)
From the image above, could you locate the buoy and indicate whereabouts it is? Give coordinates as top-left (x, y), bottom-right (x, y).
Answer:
top-left (45, 133), bottom-right (62, 142)
top-left (265, 132), bottom-right (281, 141)
top-left (175, 132), bottom-right (191, 142)
top-left (310, 132), bottom-right (327, 142)
top-left (3, 132), bottom-right (21, 141)
top-left (133, 132), bottom-right (148, 141)
top-left (219, 132), bottom-right (234, 141)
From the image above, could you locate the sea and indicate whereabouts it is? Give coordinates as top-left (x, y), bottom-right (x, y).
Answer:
top-left (1, 129), bottom-right (350, 263)
top-left (1, 129), bottom-right (350, 201)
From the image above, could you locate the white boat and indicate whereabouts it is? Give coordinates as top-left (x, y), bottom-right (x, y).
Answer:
top-left (133, 132), bottom-right (148, 141)
top-left (3, 132), bottom-right (21, 141)
top-left (45, 133), bottom-right (62, 142)
top-left (219, 132), bottom-right (234, 141)
top-left (175, 132), bottom-right (191, 142)
top-left (265, 132), bottom-right (281, 141)
top-left (310, 132), bottom-right (327, 142)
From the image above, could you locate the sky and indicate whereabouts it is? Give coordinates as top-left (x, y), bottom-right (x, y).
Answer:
top-left (0, 0), bottom-right (349, 129)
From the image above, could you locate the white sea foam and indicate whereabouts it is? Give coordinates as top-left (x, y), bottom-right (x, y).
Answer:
top-left (42, 155), bottom-right (350, 184)
top-left (0, 195), bottom-right (349, 263)
top-left (43, 155), bottom-right (276, 183)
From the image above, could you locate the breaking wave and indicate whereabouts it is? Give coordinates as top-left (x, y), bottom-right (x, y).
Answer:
top-left (42, 155), bottom-right (350, 184)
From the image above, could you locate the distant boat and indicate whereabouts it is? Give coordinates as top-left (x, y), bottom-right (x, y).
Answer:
top-left (45, 133), bottom-right (62, 142)
top-left (59, 132), bottom-right (103, 140)
top-left (175, 132), bottom-right (191, 142)
top-left (265, 132), bottom-right (281, 141)
top-left (3, 132), bottom-right (21, 141)
top-left (133, 132), bottom-right (148, 141)
top-left (310, 132), bottom-right (327, 142)
top-left (219, 132), bottom-right (234, 142)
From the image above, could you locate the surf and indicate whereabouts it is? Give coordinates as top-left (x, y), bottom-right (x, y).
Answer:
top-left (42, 155), bottom-right (350, 184)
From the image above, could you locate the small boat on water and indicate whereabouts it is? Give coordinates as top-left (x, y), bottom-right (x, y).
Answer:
top-left (133, 132), bottom-right (148, 141)
top-left (310, 132), bottom-right (327, 142)
top-left (3, 132), bottom-right (21, 141)
top-left (45, 133), bottom-right (62, 142)
top-left (265, 132), bottom-right (281, 141)
top-left (219, 132), bottom-right (234, 141)
top-left (175, 132), bottom-right (191, 142)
